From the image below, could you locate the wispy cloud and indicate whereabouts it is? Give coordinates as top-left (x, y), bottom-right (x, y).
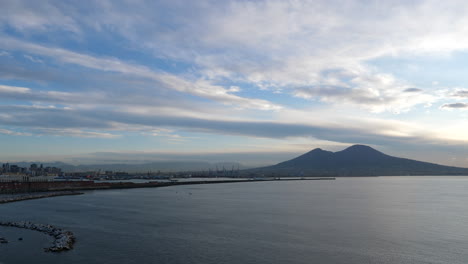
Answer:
top-left (0, 102), bottom-right (465, 150)
top-left (0, 37), bottom-right (281, 111)
top-left (23, 54), bottom-right (43, 63)
top-left (37, 128), bottom-right (120, 138)
top-left (452, 90), bottom-right (468, 98)
top-left (2, 0), bottom-right (468, 166)
top-left (441, 103), bottom-right (468, 109)
top-left (403, 88), bottom-right (423, 93)
top-left (0, 128), bottom-right (31, 136)
top-left (2, 1), bottom-right (460, 113)
top-left (0, 0), bottom-right (80, 33)
top-left (1, 1), bottom-right (464, 113)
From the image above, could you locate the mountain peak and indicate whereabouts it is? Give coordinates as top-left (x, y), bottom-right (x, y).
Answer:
top-left (340, 144), bottom-right (381, 154)
top-left (303, 148), bottom-right (333, 157)
top-left (308, 148), bottom-right (324, 153)
top-left (334, 145), bottom-right (387, 160)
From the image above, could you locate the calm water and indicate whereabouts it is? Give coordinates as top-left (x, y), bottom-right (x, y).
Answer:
top-left (1, 177), bottom-right (468, 264)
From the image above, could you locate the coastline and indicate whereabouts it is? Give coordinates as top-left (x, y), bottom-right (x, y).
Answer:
top-left (0, 191), bottom-right (84, 204)
top-left (0, 177), bottom-right (335, 197)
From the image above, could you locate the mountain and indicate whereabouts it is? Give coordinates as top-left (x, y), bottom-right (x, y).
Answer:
top-left (249, 145), bottom-right (468, 176)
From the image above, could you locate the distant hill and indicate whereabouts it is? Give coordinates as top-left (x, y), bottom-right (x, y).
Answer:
top-left (13, 161), bottom-right (246, 173)
top-left (248, 145), bottom-right (468, 176)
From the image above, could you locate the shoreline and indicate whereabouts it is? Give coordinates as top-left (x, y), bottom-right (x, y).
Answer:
top-left (0, 191), bottom-right (84, 204)
top-left (0, 177), bottom-right (335, 197)
top-left (0, 178), bottom-right (335, 205)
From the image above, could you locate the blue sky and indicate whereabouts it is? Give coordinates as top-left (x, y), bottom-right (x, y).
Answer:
top-left (1, 0), bottom-right (468, 167)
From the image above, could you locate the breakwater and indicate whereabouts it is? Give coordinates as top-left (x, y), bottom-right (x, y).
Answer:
top-left (0, 221), bottom-right (75, 252)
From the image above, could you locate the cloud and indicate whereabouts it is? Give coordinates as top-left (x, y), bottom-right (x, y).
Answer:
top-left (441, 103), bottom-right (468, 109)
top-left (37, 128), bottom-right (120, 138)
top-left (452, 90), bottom-right (468, 98)
top-left (0, 0), bottom-right (80, 33)
top-left (292, 74), bottom-right (435, 113)
top-left (51, 0), bottom-right (460, 112)
top-left (0, 84), bottom-right (265, 125)
top-left (0, 103), bottom-right (463, 149)
top-left (1, 1), bottom-right (464, 114)
top-left (0, 124), bottom-right (119, 139)
top-left (0, 37), bottom-right (281, 111)
top-left (0, 84), bottom-right (30, 94)
top-left (81, 151), bottom-right (303, 167)
top-left (403, 88), bottom-right (423, 93)
top-left (2, 0), bottom-right (468, 160)
top-left (141, 128), bottom-right (193, 142)
top-left (23, 54), bottom-right (43, 63)
top-left (0, 128), bottom-right (31, 136)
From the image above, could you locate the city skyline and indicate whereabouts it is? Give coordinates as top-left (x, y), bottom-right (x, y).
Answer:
top-left (2, 1), bottom-right (468, 167)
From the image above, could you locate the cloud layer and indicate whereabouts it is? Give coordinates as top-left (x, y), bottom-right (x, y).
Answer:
top-left (1, 0), bottom-right (468, 166)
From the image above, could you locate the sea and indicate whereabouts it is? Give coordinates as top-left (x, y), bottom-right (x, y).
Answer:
top-left (1, 176), bottom-right (468, 264)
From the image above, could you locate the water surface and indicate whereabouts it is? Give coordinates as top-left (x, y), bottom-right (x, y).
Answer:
top-left (1, 177), bottom-right (468, 264)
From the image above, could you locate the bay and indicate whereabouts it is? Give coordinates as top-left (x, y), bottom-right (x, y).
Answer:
top-left (1, 177), bottom-right (468, 264)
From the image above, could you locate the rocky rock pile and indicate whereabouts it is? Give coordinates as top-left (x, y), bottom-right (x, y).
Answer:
top-left (0, 221), bottom-right (75, 252)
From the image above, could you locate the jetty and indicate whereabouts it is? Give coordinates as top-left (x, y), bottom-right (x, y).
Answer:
top-left (0, 221), bottom-right (75, 252)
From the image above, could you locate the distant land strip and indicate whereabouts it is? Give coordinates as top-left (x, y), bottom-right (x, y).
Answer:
top-left (0, 178), bottom-right (335, 197)
top-left (0, 191), bottom-right (84, 204)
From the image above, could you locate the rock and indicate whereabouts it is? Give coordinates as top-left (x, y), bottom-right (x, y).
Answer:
top-left (0, 221), bottom-right (75, 252)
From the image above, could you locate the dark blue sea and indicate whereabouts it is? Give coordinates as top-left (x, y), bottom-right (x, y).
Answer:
top-left (1, 177), bottom-right (468, 264)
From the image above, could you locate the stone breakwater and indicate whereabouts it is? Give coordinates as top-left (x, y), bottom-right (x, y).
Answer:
top-left (0, 191), bottom-right (83, 204)
top-left (0, 221), bottom-right (75, 252)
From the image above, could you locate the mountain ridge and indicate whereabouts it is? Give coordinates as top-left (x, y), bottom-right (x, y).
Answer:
top-left (251, 145), bottom-right (468, 176)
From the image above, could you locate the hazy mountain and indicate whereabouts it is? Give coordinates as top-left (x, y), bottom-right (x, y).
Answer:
top-left (14, 161), bottom-right (75, 171)
top-left (249, 145), bottom-right (468, 176)
top-left (12, 161), bottom-right (246, 173)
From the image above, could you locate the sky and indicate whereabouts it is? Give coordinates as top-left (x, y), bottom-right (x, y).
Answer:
top-left (1, 0), bottom-right (468, 167)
